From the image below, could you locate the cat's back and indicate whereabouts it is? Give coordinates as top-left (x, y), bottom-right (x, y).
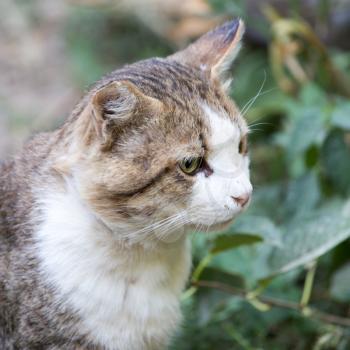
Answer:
top-left (0, 150), bottom-right (35, 250)
top-left (0, 159), bottom-right (20, 271)
top-left (0, 131), bottom-right (58, 236)
top-left (0, 135), bottom-right (59, 348)
top-left (0, 159), bottom-right (20, 349)
top-left (0, 132), bottom-right (57, 297)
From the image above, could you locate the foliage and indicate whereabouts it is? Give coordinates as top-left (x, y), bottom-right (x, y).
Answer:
top-left (173, 2), bottom-right (350, 349)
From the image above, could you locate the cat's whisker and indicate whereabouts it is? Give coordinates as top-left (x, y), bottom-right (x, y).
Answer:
top-left (155, 219), bottom-right (189, 241)
top-left (117, 203), bottom-right (204, 243)
top-left (193, 222), bottom-right (201, 234)
top-left (239, 71), bottom-right (267, 117)
top-left (248, 122), bottom-right (273, 128)
top-left (248, 128), bottom-right (264, 133)
top-left (241, 86), bottom-right (277, 120)
top-left (248, 122), bottom-right (274, 134)
top-left (154, 207), bottom-right (210, 241)
top-left (124, 210), bottom-right (190, 243)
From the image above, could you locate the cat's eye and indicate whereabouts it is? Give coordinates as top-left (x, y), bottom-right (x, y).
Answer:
top-left (179, 157), bottom-right (203, 175)
top-left (238, 135), bottom-right (248, 155)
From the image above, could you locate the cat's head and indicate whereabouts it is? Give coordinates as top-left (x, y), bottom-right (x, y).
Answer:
top-left (64, 19), bottom-right (252, 243)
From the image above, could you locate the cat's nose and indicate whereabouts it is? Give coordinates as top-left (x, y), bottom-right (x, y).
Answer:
top-left (231, 193), bottom-right (251, 207)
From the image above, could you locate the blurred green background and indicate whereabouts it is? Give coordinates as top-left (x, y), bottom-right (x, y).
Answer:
top-left (1, 0), bottom-right (350, 349)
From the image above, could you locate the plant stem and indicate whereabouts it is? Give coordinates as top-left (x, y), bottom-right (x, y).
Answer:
top-left (192, 280), bottom-right (350, 328)
top-left (300, 260), bottom-right (317, 308)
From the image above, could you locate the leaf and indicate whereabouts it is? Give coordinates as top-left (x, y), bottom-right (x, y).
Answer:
top-left (211, 245), bottom-right (272, 288)
top-left (299, 83), bottom-right (327, 107)
top-left (286, 107), bottom-right (325, 160)
top-left (199, 267), bottom-right (245, 289)
top-left (320, 129), bottom-right (350, 194)
top-left (330, 263), bottom-right (350, 302)
top-left (227, 215), bottom-right (282, 245)
top-left (210, 234), bottom-right (263, 254)
top-left (331, 101), bottom-right (350, 130)
top-left (209, 216), bottom-right (283, 286)
top-left (305, 145), bottom-right (319, 168)
top-left (283, 171), bottom-right (320, 220)
top-left (247, 184), bottom-right (286, 222)
top-left (265, 200), bottom-right (350, 276)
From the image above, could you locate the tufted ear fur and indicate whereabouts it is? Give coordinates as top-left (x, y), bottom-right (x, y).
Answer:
top-left (170, 18), bottom-right (245, 89)
top-left (79, 81), bottom-right (163, 150)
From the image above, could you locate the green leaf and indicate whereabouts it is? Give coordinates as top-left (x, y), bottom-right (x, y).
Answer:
top-left (227, 215), bottom-right (282, 245)
top-left (286, 107), bottom-right (325, 160)
top-left (330, 263), bottom-right (350, 302)
top-left (209, 217), bottom-right (282, 286)
top-left (320, 129), bottom-right (350, 194)
top-left (266, 200), bottom-right (350, 276)
top-left (211, 245), bottom-right (273, 287)
top-left (284, 171), bottom-right (320, 220)
top-left (246, 184), bottom-right (285, 222)
top-left (210, 234), bottom-right (263, 254)
top-left (304, 145), bottom-right (319, 168)
top-left (331, 101), bottom-right (350, 130)
top-left (299, 83), bottom-right (327, 107)
top-left (199, 267), bottom-right (245, 289)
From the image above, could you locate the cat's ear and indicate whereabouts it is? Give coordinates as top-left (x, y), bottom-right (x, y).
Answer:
top-left (170, 18), bottom-right (245, 89)
top-left (80, 81), bottom-right (162, 150)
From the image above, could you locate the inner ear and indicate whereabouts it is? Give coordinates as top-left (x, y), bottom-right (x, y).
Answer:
top-left (92, 82), bottom-right (137, 126)
top-left (79, 81), bottom-right (163, 150)
top-left (90, 82), bottom-right (138, 149)
top-left (210, 20), bottom-right (245, 82)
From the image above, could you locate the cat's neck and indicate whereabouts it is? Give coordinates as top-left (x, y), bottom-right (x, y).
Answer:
top-left (35, 178), bottom-right (190, 268)
top-left (34, 182), bottom-right (192, 348)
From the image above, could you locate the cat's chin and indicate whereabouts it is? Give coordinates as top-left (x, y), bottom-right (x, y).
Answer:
top-left (207, 218), bottom-right (236, 232)
top-left (189, 217), bottom-right (235, 234)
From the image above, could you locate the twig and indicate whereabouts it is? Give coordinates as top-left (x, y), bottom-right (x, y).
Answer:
top-left (191, 280), bottom-right (350, 328)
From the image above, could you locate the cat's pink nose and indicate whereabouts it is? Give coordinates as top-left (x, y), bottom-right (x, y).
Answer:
top-left (231, 193), bottom-right (250, 207)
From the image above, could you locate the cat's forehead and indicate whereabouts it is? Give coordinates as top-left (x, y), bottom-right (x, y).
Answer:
top-left (124, 58), bottom-right (243, 119)
top-left (98, 58), bottom-right (246, 146)
top-left (104, 58), bottom-right (217, 107)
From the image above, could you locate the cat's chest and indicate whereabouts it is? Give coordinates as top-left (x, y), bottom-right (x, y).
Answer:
top-left (67, 242), bottom-right (191, 349)
top-left (35, 191), bottom-right (191, 349)
top-left (66, 249), bottom-right (190, 350)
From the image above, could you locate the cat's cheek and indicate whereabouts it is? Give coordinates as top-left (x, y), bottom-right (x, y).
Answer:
top-left (187, 171), bottom-right (252, 227)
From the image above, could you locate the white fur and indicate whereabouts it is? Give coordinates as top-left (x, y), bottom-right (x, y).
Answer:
top-left (35, 186), bottom-right (191, 350)
top-left (188, 103), bottom-right (252, 226)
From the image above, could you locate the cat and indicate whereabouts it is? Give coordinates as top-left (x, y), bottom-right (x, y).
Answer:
top-left (0, 19), bottom-right (252, 350)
